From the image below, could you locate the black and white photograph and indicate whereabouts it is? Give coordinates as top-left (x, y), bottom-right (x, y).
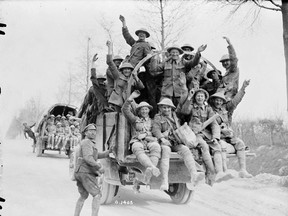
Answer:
top-left (0, 0), bottom-right (288, 215)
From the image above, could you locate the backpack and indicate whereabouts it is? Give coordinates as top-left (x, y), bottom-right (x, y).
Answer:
top-left (69, 144), bottom-right (81, 181)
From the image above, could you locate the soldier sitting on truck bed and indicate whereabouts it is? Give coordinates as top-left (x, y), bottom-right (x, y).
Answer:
top-left (122, 90), bottom-right (161, 191)
top-left (45, 117), bottom-right (56, 149)
top-left (152, 97), bottom-right (205, 191)
top-left (179, 88), bottom-right (233, 184)
top-left (208, 80), bottom-right (252, 178)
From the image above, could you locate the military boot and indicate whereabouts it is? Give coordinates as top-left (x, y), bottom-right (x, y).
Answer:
top-left (202, 150), bottom-right (216, 184)
top-left (214, 152), bottom-right (233, 183)
top-left (237, 150), bottom-right (253, 178)
top-left (159, 146), bottom-right (171, 190)
top-left (181, 149), bottom-right (205, 187)
top-left (136, 153), bottom-right (160, 183)
top-left (221, 150), bottom-right (228, 172)
top-left (149, 155), bottom-right (159, 167)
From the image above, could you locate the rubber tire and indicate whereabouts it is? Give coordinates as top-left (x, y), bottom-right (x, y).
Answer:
top-left (167, 183), bottom-right (194, 204)
top-left (100, 177), bottom-right (119, 205)
top-left (36, 138), bottom-right (43, 157)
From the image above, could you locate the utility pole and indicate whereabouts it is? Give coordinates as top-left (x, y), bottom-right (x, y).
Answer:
top-left (86, 37), bottom-right (91, 92)
top-left (68, 66), bottom-right (72, 104)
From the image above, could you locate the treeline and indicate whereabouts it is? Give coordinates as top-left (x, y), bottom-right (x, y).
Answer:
top-left (232, 118), bottom-right (288, 148)
top-left (6, 97), bottom-right (45, 139)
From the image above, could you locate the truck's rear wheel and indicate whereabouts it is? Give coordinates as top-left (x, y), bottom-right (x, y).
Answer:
top-left (36, 139), bottom-right (43, 157)
top-left (166, 183), bottom-right (194, 204)
top-left (100, 177), bottom-right (119, 205)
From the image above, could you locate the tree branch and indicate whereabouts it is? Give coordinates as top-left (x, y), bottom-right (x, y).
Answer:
top-left (252, 0), bottom-right (281, 11)
top-left (268, 0), bottom-right (282, 9)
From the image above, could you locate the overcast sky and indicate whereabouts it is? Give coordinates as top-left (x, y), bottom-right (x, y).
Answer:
top-left (0, 0), bottom-right (286, 136)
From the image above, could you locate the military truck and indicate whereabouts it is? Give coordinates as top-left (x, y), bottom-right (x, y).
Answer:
top-left (75, 53), bottom-right (255, 205)
top-left (35, 103), bottom-right (78, 158)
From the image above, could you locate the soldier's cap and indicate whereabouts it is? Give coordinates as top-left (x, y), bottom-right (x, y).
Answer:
top-left (219, 54), bottom-right (230, 62)
top-left (61, 116), bottom-right (66, 119)
top-left (209, 91), bottom-right (227, 103)
top-left (66, 114), bottom-right (71, 117)
top-left (157, 98), bottom-right (176, 109)
top-left (206, 69), bottom-right (222, 79)
top-left (50, 114), bottom-right (55, 118)
top-left (181, 43), bottom-right (194, 52)
top-left (56, 114), bottom-right (61, 118)
top-left (113, 55), bottom-right (123, 62)
top-left (96, 74), bottom-right (106, 80)
top-left (193, 88), bottom-right (209, 101)
top-left (70, 125), bottom-right (75, 128)
top-left (167, 45), bottom-right (184, 54)
top-left (56, 122), bottom-right (62, 125)
top-left (82, 123), bottom-right (97, 133)
top-left (136, 101), bottom-right (153, 112)
top-left (119, 62), bottom-right (134, 71)
top-left (135, 28), bottom-right (150, 38)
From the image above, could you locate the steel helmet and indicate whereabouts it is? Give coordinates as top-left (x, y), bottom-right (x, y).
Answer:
top-left (113, 55), bottom-right (123, 62)
top-left (157, 98), bottom-right (176, 109)
top-left (193, 88), bottom-right (209, 101)
top-left (209, 91), bottom-right (227, 103)
top-left (219, 54), bottom-right (230, 62)
top-left (135, 28), bottom-right (150, 38)
top-left (136, 101), bottom-right (153, 112)
top-left (96, 74), bottom-right (106, 80)
top-left (167, 45), bottom-right (184, 54)
top-left (181, 43), bottom-right (194, 52)
top-left (119, 62), bottom-right (134, 71)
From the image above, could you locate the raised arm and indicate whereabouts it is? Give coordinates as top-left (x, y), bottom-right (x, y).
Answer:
top-left (121, 90), bottom-right (140, 124)
top-left (106, 41), bottom-right (120, 80)
top-left (185, 44), bottom-right (207, 70)
top-left (223, 36), bottom-right (238, 69)
top-left (179, 89), bottom-right (194, 115)
top-left (226, 80), bottom-right (250, 112)
top-left (119, 15), bottom-right (135, 47)
top-left (90, 53), bottom-right (99, 86)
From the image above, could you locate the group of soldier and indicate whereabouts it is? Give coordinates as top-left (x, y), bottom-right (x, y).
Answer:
top-left (74, 15), bottom-right (252, 216)
top-left (44, 114), bottom-right (81, 152)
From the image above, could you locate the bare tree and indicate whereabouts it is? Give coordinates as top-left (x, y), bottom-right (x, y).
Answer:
top-left (6, 96), bottom-right (45, 139)
top-left (216, 0), bottom-right (288, 110)
top-left (98, 14), bottom-right (128, 57)
top-left (138, 0), bottom-right (200, 51)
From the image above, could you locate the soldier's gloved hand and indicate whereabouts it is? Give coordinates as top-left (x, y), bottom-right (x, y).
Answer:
top-left (179, 72), bottom-right (187, 86)
top-left (97, 162), bottom-right (105, 174)
top-left (223, 36), bottom-right (231, 44)
top-left (129, 90), bottom-right (141, 100)
top-left (242, 79), bottom-right (250, 90)
top-left (106, 40), bottom-right (112, 47)
top-left (188, 89), bottom-right (195, 100)
top-left (119, 15), bottom-right (125, 23)
top-left (92, 53), bottom-right (98, 62)
top-left (197, 44), bottom-right (207, 53)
